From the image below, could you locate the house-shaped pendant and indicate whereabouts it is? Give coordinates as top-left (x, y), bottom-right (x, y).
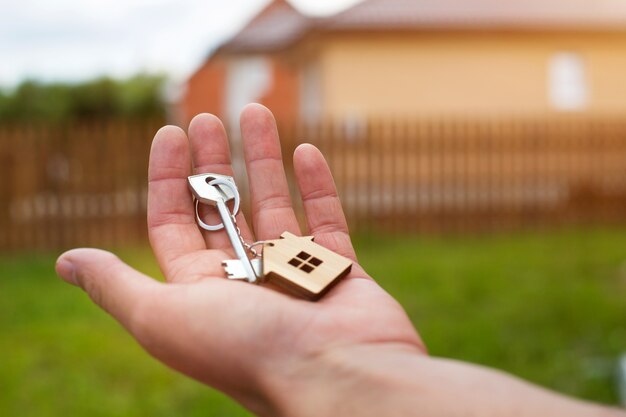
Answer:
top-left (262, 232), bottom-right (352, 301)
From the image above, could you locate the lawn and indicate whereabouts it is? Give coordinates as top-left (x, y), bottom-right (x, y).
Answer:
top-left (1, 228), bottom-right (625, 416)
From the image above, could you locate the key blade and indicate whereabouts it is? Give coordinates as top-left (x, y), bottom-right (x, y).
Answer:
top-left (223, 258), bottom-right (263, 280)
top-left (188, 174), bottom-right (236, 206)
top-left (216, 200), bottom-right (257, 283)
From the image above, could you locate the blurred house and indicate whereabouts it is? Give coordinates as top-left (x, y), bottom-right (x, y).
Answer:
top-left (179, 0), bottom-right (626, 124)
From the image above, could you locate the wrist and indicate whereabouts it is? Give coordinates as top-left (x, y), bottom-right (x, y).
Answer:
top-left (255, 343), bottom-right (626, 417)
top-left (257, 342), bottom-right (424, 417)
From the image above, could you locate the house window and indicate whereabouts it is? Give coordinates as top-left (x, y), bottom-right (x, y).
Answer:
top-left (288, 251), bottom-right (323, 274)
top-left (226, 57), bottom-right (271, 125)
top-left (548, 52), bottom-right (588, 111)
top-left (300, 62), bottom-right (322, 122)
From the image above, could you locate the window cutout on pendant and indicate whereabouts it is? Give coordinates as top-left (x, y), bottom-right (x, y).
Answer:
top-left (288, 258), bottom-right (302, 267)
top-left (296, 251), bottom-right (311, 261)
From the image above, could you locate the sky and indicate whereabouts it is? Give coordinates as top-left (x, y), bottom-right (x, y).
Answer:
top-left (0, 0), bottom-right (360, 89)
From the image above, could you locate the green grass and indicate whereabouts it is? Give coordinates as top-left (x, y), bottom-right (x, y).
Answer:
top-left (1, 228), bottom-right (625, 416)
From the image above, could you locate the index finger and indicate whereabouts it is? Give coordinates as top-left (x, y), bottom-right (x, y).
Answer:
top-left (147, 126), bottom-right (207, 278)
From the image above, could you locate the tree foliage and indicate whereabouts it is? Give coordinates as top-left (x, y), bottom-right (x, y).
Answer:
top-left (0, 74), bottom-right (167, 122)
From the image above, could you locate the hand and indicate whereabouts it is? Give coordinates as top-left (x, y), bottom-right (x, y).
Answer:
top-left (56, 104), bottom-right (625, 417)
top-left (55, 104), bottom-right (424, 415)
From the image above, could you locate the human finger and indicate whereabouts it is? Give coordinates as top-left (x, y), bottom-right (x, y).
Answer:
top-left (293, 144), bottom-right (357, 262)
top-left (240, 104), bottom-right (300, 240)
top-left (148, 126), bottom-right (207, 279)
top-left (55, 248), bottom-right (164, 336)
top-left (188, 113), bottom-right (254, 249)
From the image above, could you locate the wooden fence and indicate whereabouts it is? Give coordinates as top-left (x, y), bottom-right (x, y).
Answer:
top-left (2, 117), bottom-right (626, 251)
top-left (0, 120), bottom-right (160, 251)
top-left (279, 117), bottom-right (626, 234)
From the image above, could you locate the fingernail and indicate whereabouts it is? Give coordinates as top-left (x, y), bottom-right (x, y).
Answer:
top-left (56, 259), bottom-right (78, 286)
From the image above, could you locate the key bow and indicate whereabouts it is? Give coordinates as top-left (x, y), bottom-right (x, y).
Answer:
top-left (188, 173), bottom-right (241, 232)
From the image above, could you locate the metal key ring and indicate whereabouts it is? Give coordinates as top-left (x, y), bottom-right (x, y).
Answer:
top-left (194, 177), bottom-right (241, 232)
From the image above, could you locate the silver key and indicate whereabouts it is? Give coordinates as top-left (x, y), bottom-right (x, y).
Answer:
top-left (188, 173), bottom-right (237, 206)
top-left (223, 258), bottom-right (263, 280)
top-left (188, 173), bottom-right (259, 283)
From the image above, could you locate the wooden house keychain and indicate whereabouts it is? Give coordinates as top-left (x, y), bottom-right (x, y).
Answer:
top-left (188, 173), bottom-right (352, 300)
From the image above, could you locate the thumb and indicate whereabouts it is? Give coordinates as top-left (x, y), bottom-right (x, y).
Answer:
top-left (55, 248), bottom-right (162, 333)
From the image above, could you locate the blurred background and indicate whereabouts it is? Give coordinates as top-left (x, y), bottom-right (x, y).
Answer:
top-left (1, 0), bottom-right (626, 415)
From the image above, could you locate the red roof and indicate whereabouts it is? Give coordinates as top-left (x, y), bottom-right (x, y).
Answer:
top-left (217, 0), bottom-right (626, 54)
top-left (218, 0), bottom-right (313, 53)
top-left (326, 0), bottom-right (626, 30)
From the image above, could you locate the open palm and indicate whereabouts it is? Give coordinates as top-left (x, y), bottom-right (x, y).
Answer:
top-left (57, 104), bottom-right (424, 414)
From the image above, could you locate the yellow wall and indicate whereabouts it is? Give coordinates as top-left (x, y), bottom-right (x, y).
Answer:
top-left (313, 31), bottom-right (626, 118)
